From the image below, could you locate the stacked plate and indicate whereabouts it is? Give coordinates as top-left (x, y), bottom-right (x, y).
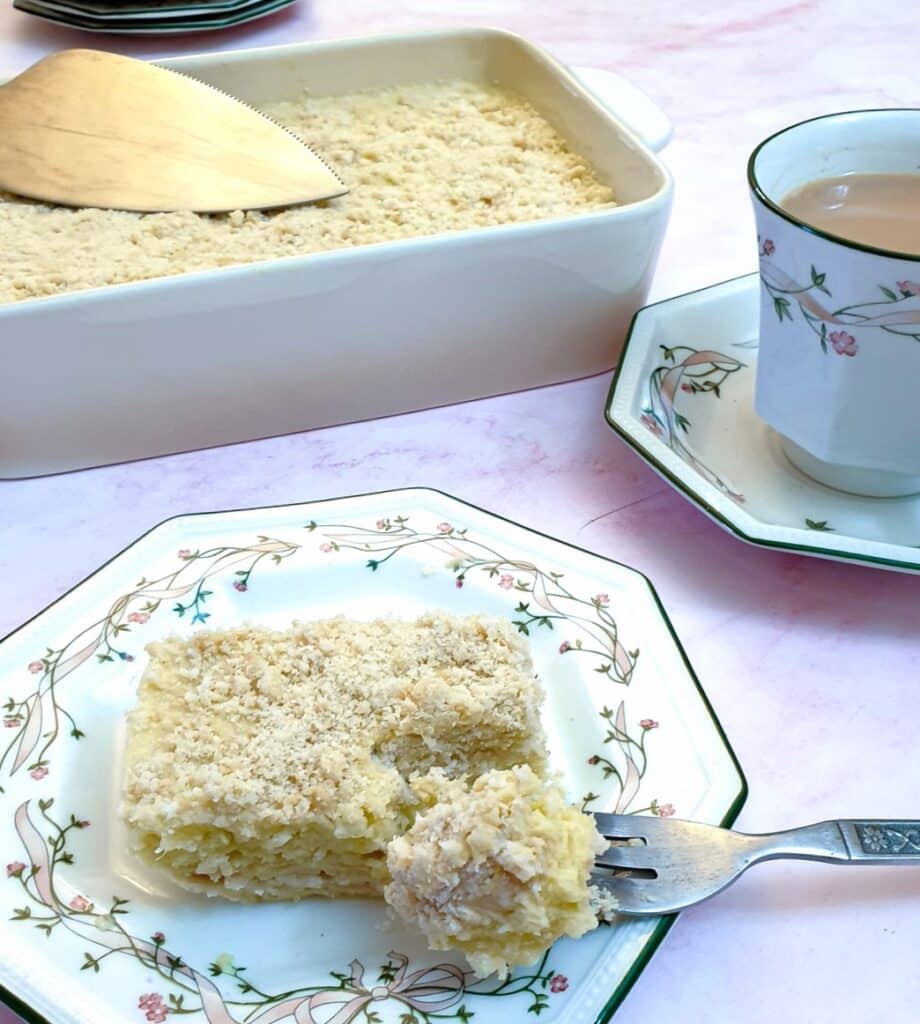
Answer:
top-left (13, 0), bottom-right (297, 35)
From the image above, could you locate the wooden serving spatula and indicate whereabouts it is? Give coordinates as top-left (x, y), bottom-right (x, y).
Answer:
top-left (0, 48), bottom-right (347, 212)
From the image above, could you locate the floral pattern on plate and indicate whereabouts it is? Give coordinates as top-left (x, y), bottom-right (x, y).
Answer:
top-left (1, 539), bottom-right (299, 787)
top-left (640, 343), bottom-right (747, 504)
top-left (0, 489), bottom-right (745, 1024)
top-left (8, 794), bottom-right (563, 1024)
top-left (606, 273), bottom-right (920, 571)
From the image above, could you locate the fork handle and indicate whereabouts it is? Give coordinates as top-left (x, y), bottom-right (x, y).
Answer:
top-left (750, 820), bottom-right (920, 865)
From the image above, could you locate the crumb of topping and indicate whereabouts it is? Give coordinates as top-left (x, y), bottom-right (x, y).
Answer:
top-left (589, 883), bottom-right (619, 923)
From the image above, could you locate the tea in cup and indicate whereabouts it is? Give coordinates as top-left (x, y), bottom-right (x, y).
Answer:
top-left (749, 110), bottom-right (920, 497)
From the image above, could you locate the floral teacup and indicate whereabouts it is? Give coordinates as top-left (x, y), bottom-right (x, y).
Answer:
top-left (749, 109), bottom-right (920, 497)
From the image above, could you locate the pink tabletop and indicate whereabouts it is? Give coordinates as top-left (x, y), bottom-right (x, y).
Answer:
top-left (1, 2), bottom-right (918, 1021)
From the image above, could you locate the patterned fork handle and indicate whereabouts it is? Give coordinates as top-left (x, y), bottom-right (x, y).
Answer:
top-left (593, 815), bottom-right (920, 916)
top-left (754, 820), bottom-right (920, 864)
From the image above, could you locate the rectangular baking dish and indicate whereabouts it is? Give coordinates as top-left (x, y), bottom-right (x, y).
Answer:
top-left (0, 27), bottom-right (673, 477)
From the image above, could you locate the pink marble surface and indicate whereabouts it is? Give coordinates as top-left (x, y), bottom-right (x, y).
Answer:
top-left (1, 1), bottom-right (919, 1021)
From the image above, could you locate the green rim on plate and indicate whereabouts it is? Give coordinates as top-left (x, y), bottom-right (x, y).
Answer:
top-left (0, 486), bottom-right (747, 1023)
top-left (605, 274), bottom-right (920, 573)
top-left (30, 0), bottom-right (277, 17)
top-left (13, 0), bottom-right (295, 32)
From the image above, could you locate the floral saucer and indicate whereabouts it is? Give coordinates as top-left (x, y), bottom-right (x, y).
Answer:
top-left (12, 0), bottom-right (296, 35)
top-left (0, 489), bottom-right (744, 1024)
top-left (606, 274), bottom-right (920, 572)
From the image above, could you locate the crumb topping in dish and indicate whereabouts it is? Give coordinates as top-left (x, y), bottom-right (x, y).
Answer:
top-left (120, 613), bottom-right (547, 901)
top-left (384, 765), bottom-right (606, 979)
top-left (1, 80), bottom-right (615, 304)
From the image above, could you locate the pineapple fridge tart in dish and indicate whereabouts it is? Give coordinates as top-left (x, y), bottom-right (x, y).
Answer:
top-left (0, 80), bottom-right (615, 305)
top-left (2, 29), bottom-right (673, 477)
top-left (0, 490), bottom-right (744, 1024)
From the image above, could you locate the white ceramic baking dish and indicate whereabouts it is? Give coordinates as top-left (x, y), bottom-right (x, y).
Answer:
top-left (0, 28), bottom-right (673, 477)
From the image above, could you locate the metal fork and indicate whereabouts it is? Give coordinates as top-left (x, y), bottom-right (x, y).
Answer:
top-left (593, 813), bottom-right (920, 915)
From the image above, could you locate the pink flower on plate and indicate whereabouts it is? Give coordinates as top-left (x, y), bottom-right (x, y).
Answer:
top-left (455, 578), bottom-right (464, 589)
top-left (436, 522), bottom-right (453, 533)
top-left (4, 717), bottom-right (21, 728)
top-left (27, 661), bottom-right (43, 675)
top-left (549, 974), bottom-right (569, 993)
top-left (640, 718), bottom-right (659, 730)
top-left (69, 895), bottom-right (92, 912)
top-left (177, 548), bottom-right (192, 560)
top-left (233, 580), bottom-right (248, 593)
top-left (762, 238), bottom-right (775, 256)
top-left (680, 381), bottom-right (694, 393)
top-left (151, 931), bottom-right (165, 945)
top-left (30, 765), bottom-right (48, 781)
top-left (586, 755), bottom-right (600, 766)
top-left (127, 611), bottom-right (150, 625)
top-left (559, 641), bottom-right (571, 654)
top-left (594, 593), bottom-right (610, 606)
top-left (6, 862), bottom-right (25, 878)
top-left (138, 993), bottom-right (168, 1024)
top-left (829, 330), bottom-right (858, 357)
top-left (319, 542), bottom-right (334, 553)
top-left (498, 574), bottom-right (514, 590)
top-left (897, 280), bottom-right (920, 295)
top-left (376, 518), bottom-right (387, 530)
top-left (76, 819), bottom-right (90, 829)
top-left (655, 803), bottom-right (675, 818)
top-left (640, 413), bottom-right (664, 438)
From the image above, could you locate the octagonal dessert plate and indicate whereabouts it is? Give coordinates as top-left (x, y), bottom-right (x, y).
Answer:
top-left (606, 273), bottom-right (920, 573)
top-left (0, 488), bottom-right (745, 1024)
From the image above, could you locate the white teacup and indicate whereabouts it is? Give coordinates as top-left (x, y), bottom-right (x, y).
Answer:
top-left (749, 109), bottom-right (920, 497)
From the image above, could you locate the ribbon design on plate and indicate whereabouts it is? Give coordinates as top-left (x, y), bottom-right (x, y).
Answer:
top-left (13, 800), bottom-right (471, 1024)
top-left (316, 519), bottom-right (637, 686)
top-left (290, 956), bottom-right (469, 1024)
top-left (6, 539), bottom-right (298, 779)
top-left (644, 347), bottom-right (747, 504)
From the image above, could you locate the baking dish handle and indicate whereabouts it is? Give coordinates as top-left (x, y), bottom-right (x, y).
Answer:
top-left (569, 66), bottom-right (672, 153)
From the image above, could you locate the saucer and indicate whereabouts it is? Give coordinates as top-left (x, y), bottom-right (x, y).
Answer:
top-left (12, 0), bottom-right (295, 34)
top-left (605, 273), bottom-right (920, 573)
